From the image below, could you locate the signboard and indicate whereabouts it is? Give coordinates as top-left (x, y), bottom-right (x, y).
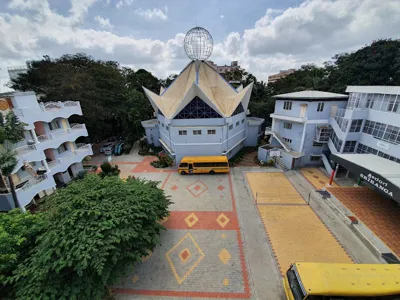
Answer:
top-left (376, 141), bottom-right (389, 150)
top-left (269, 150), bottom-right (281, 157)
top-left (330, 154), bottom-right (399, 201)
top-left (359, 173), bottom-right (393, 198)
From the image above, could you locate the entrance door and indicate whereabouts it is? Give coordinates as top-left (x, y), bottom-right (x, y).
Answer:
top-left (300, 104), bottom-right (307, 118)
top-left (188, 163), bottom-right (193, 174)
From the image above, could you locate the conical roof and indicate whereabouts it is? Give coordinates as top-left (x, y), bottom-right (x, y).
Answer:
top-left (143, 61), bottom-right (253, 119)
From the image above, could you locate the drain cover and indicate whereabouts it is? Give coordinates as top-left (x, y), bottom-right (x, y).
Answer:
top-left (316, 190), bottom-right (331, 198)
top-left (382, 253), bottom-right (400, 264)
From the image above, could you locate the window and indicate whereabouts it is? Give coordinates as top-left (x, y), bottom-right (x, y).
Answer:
top-left (57, 143), bottom-right (68, 154)
top-left (48, 120), bottom-right (61, 131)
top-left (357, 143), bottom-right (400, 164)
top-left (343, 141), bottom-right (356, 153)
top-left (193, 162), bottom-right (229, 168)
top-left (283, 122), bottom-right (292, 130)
top-left (283, 101), bottom-right (292, 110)
top-left (236, 121), bottom-right (239, 127)
top-left (350, 119), bottom-right (363, 132)
top-left (241, 119), bottom-right (245, 124)
top-left (310, 156), bottom-right (321, 162)
top-left (330, 131), bottom-right (343, 152)
top-left (166, 125), bottom-right (169, 131)
top-left (193, 130), bottom-right (201, 135)
top-left (179, 130), bottom-right (187, 135)
top-left (207, 129), bottom-right (216, 135)
top-left (179, 163), bottom-right (188, 168)
top-left (317, 103), bottom-right (324, 112)
top-left (229, 124), bottom-right (233, 130)
top-left (313, 141), bottom-right (323, 147)
top-left (161, 123), bottom-right (164, 128)
top-left (282, 137), bottom-right (292, 143)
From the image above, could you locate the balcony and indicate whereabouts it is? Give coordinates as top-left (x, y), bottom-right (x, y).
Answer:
top-left (13, 101), bottom-right (82, 127)
top-left (270, 113), bottom-right (307, 123)
top-left (15, 174), bottom-right (56, 207)
top-left (13, 144), bottom-right (45, 174)
top-left (36, 124), bottom-right (89, 151)
top-left (48, 143), bottom-right (93, 174)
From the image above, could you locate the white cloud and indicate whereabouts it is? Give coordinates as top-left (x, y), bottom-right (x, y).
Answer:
top-left (94, 15), bottom-right (113, 28)
top-left (134, 8), bottom-right (168, 21)
top-left (116, 0), bottom-right (134, 9)
top-left (220, 15), bottom-right (224, 19)
top-left (1, 0), bottom-right (400, 93)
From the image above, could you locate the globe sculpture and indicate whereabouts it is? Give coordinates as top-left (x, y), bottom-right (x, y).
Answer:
top-left (184, 27), bottom-right (213, 61)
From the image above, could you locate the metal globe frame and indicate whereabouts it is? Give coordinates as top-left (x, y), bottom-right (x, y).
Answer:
top-left (184, 27), bottom-right (213, 61)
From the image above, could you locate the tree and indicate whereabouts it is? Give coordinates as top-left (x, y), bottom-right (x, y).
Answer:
top-left (0, 210), bottom-right (47, 297)
top-left (11, 174), bottom-right (172, 299)
top-left (0, 112), bottom-right (27, 210)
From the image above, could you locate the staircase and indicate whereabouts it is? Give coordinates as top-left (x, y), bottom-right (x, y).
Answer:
top-left (274, 156), bottom-right (288, 171)
top-left (272, 131), bottom-right (293, 152)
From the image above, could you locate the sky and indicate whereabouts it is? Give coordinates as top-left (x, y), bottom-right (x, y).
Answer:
top-left (1, 0), bottom-right (400, 92)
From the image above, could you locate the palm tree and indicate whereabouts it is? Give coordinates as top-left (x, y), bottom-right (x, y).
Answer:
top-left (0, 112), bottom-right (27, 211)
top-left (0, 148), bottom-right (19, 210)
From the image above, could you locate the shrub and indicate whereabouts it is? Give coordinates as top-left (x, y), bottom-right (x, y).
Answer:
top-left (10, 174), bottom-right (172, 300)
top-left (150, 153), bottom-right (173, 168)
top-left (99, 162), bottom-right (120, 178)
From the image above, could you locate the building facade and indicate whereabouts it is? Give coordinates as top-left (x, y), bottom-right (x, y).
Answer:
top-left (0, 91), bottom-right (93, 211)
top-left (267, 69), bottom-right (296, 84)
top-left (260, 86), bottom-right (400, 171)
top-left (329, 86), bottom-right (400, 164)
top-left (142, 61), bottom-right (264, 164)
top-left (206, 60), bottom-right (240, 74)
top-left (259, 91), bottom-right (348, 169)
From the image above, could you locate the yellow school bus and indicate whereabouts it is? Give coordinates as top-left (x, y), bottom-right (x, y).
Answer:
top-left (284, 262), bottom-right (400, 300)
top-left (178, 156), bottom-right (229, 175)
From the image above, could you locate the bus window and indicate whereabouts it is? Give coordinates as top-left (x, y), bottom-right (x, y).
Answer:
top-left (179, 163), bottom-right (188, 168)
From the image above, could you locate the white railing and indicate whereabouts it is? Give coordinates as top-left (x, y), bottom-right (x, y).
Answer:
top-left (76, 143), bottom-right (91, 151)
top-left (44, 102), bottom-right (62, 110)
top-left (63, 101), bottom-right (79, 107)
top-left (16, 144), bottom-right (37, 155)
top-left (20, 174), bottom-right (48, 191)
top-left (49, 128), bottom-right (69, 136)
top-left (70, 123), bottom-right (85, 129)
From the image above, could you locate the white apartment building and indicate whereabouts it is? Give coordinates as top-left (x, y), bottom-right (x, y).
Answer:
top-left (0, 91), bottom-right (93, 211)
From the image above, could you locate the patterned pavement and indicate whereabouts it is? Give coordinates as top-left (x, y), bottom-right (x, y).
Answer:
top-left (328, 187), bottom-right (400, 257)
top-left (300, 167), bottom-right (339, 189)
top-left (113, 167), bottom-right (250, 298)
top-left (246, 172), bottom-right (353, 275)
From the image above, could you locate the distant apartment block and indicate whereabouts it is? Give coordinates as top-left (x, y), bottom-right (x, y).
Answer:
top-left (206, 60), bottom-right (240, 74)
top-left (268, 69), bottom-right (296, 84)
top-left (259, 86), bottom-right (400, 171)
top-left (7, 65), bottom-right (28, 81)
top-left (0, 91), bottom-right (93, 211)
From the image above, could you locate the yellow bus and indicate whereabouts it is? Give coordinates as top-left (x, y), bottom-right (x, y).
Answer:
top-left (178, 156), bottom-right (229, 175)
top-left (284, 262), bottom-right (400, 300)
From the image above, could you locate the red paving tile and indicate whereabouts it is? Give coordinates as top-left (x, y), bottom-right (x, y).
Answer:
top-left (328, 187), bottom-right (400, 257)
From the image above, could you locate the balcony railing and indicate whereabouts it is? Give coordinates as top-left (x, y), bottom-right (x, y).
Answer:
top-left (43, 101), bottom-right (79, 111)
top-left (15, 144), bottom-right (37, 155)
top-left (20, 174), bottom-right (48, 191)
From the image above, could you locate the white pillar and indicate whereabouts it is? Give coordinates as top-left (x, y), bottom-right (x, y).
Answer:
top-left (42, 160), bottom-right (50, 172)
top-left (31, 129), bottom-right (39, 143)
top-left (299, 122), bottom-right (307, 153)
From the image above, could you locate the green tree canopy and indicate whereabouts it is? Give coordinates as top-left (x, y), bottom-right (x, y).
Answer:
top-left (0, 210), bottom-right (47, 297)
top-left (10, 174), bottom-right (171, 300)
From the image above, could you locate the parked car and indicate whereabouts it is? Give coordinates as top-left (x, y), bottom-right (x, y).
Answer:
top-left (100, 142), bottom-right (115, 153)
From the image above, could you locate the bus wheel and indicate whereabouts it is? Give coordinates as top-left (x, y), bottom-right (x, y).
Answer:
top-left (181, 171), bottom-right (187, 175)
top-left (209, 170), bottom-right (215, 175)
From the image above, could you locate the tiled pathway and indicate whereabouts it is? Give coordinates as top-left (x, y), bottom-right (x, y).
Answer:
top-left (300, 167), bottom-right (338, 189)
top-left (113, 170), bottom-right (250, 298)
top-left (328, 187), bottom-right (400, 257)
top-left (246, 172), bottom-right (352, 275)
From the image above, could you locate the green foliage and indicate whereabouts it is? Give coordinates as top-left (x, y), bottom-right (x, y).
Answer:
top-left (138, 139), bottom-right (162, 156)
top-left (150, 153), bottom-right (173, 168)
top-left (10, 174), bottom-right (172, 300)
top-left (0, 210), bottom-right (47, 297)
top-left (0, 148), bottom-right (18, 176)
top-left (99, 162), bottom-right (120, 177)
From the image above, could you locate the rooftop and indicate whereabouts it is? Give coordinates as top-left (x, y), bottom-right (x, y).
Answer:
top-left (346, 85), bottom-right (400, 95)
top-left (273, 90), bottom-right (348, 100)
